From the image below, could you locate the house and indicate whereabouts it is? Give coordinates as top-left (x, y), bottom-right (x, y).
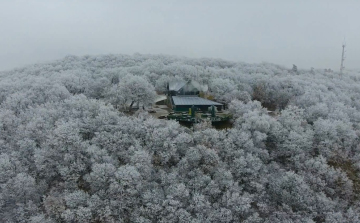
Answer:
top-left (167, 80), bottom-right (201, 96)
top-left (172, 95), bottom-right (223, 112)
top-left (166, 80), bottom-right (222, 112)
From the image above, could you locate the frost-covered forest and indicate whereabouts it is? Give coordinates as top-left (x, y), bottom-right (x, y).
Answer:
top-left (1, 54), bottom-right (360, 222)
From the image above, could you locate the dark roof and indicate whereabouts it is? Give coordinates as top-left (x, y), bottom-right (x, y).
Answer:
top-left (172, 96), bottom-right (222, 106)
top-left (168, 81), bottom-right (186, 91)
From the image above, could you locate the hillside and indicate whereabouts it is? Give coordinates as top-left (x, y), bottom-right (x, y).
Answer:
top-left (1, 54), bottom-right (360, 222)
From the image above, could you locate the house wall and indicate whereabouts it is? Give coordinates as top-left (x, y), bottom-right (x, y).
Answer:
top-left (173, 105), bottom-right (222, 112)
top-left (170, 89), bottom-right (199, 96)
top-left (178, 88), bottom-right (199, 95)
top-left (168, 82), bottom-right (200, 96)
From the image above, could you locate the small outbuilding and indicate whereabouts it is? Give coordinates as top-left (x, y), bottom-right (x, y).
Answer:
top-left (172, 95), bottom-right (223, 112)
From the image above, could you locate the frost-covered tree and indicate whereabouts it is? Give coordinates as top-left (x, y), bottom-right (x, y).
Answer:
top-left (117, 74), bottom-right (156, 111)
top-left (0, 53), bottom-right (360, 222)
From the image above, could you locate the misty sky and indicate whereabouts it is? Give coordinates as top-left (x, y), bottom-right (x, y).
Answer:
top-left (0, 0), bottom-right (359, 71)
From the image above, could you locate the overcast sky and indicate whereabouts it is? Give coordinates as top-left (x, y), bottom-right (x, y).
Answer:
top-left (0, 0), bottom-right (359, 71)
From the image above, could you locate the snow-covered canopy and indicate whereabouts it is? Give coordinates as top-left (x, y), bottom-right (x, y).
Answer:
top-left (1, 53), bottom-right (360, 222)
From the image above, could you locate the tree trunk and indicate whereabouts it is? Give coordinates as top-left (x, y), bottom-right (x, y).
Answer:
top-left (129, 101), bottom-right (134, 112)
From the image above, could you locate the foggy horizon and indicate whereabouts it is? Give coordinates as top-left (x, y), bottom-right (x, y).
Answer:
top-left (1, 0), bottom-right (359, 71)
